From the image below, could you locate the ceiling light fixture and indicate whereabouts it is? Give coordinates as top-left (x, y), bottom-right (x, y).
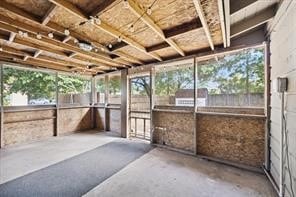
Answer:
top-left (64, 29), bottom-right (70, 36)
top-left (147, 7), bottom-right (152, 15)
top-left (23, 32), bottom-right (28, 38)
top-left (117, 36), bottom-right (122, 42)
top-left (123, 0), bottom-right (129, 9)
top-left (48, 32), bottom-right (54, 38)
top-left (130, 24), bottom-right (135, 33)
top-left (78, 41), bottom-right (93, 51)
top-left (18, 30), bottom-right (24, 36)
top-left (36, 33), bottom-right (42, 39)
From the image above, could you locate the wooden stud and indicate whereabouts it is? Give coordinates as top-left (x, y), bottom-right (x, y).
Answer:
top-left (192, 0), bottom-right (214, 50)
top-left (127, 0), bottom-right (185, 56)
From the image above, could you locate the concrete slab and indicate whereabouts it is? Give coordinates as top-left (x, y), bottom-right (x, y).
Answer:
top-left (85, 148), bottom-right (276, 197)
top-left (0, 131), bottom-right (120, 184)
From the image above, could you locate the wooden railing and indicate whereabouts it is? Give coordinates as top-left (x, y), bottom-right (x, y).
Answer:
top-left (129, 110), bottom-right (150, 140)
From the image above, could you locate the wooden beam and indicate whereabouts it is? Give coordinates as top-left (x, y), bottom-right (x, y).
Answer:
top-left (23, 55), bottom-right (29, 61)
top-left (112, 51), bottom-right (143, 65)
top-left (127, 0), bottom-right (185, 56)
top-left (89, 0), bottom-right (117, 16)
top-left (68, 52), bottom-right (76, 58)
top-left (0, 2), bottom-right (136, 67)
top-left (0, 34), bottom-right (108, 69)
top-left (224, 0), bottom-right (231, 47)
top-left (230, 5), bottom-right (277, 38)
top-left (33, 50), bottom-right (42, 58)
top-left (0, 20), bottom-right (118, 67)
top-left (163, 18), bottom-right (202, 38)
top-left (146, 42), bottom-right (170, 52)
top-left (0, 46), bottom-right (103, 73)
top-left (62, 35), bottom-right (71, 43)
top-left (42, 4), bottom-right (58, 25)
top-left (48, 0), bottom-right (162, 61)
top-left (8, 32), bottom-right (16, 43)
top-left (109, 42), bottom-right (128, 51)
top-left (0, 52), bottom-right (73, 73)
top-left (230, 0), bottom-right (258, 15)
top-left (218, 0), bottom-right (227, 47)
top-left (192, 0), bottom-right (214, 50)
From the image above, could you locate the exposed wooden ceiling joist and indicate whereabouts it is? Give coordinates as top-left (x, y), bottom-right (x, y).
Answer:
top-left (89, 0), bottom-right (117, 17)
top-left (192, 0), bottom-right (214, 50)
top-left (0, 1), bottom-right (137, 66)
top-left (8, 32), bottom-right (16, 43)
top-left (163, 18), bottom-right (202, 38)
top-left (126, 0), bottom-right (185, 56)
top-left (224, 0), bottom-right (231, 47)
top-left (0, 52), bottom-right (80, 73)
top-left (0, 34), bottom-right (109, 70)
top-left (48, 0), bottom-right (162, 61)
top-left (33, 50), bottom-right (43, 58)
top-left (146, 42), bottom-right (170, 52)
top-left (218, 0), bottom-right (227, 47)
top-left (230, 4), bottom-right (277, 38)
top-left (112, 18), bottom-right (204, 53)
top-left (0, 44), bottom-right (103, 73)
top-left (42, 4), bottom-right (58, 25)
top-left (0, 18), bottom-right (119, 67)
top-left (230, 0), bottom-right (258, 15)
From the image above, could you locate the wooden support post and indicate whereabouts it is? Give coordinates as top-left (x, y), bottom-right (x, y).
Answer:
top-left (91, 76), bottom-right (96, 129)
top-left (150, 67), bottom-right (155, 144)
top-left (54, 72), bottom-right (59, 136)
top-left (0, 64), bottom-right (4, 148)
top-left (104, 75), bottom-right (110, 131)
top-left (121, 69), bottom-right (128, 138)
top-left (193, 57), bottom-right (197, 155)
top-left (264, 40), bottom-right (271, 171)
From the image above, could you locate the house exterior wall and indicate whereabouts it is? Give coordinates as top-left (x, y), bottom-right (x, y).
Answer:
top-left (269, 1), bottom-right (296, 196)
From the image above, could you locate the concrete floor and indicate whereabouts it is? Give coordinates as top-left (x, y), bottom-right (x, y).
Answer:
top-left (0, 130), bottom-right (120, 184)
top-left (0, 131), bottom-right (276, 197)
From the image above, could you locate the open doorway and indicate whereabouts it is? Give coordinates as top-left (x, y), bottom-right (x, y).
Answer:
top-left (129, 75), bottom-right (151, 140)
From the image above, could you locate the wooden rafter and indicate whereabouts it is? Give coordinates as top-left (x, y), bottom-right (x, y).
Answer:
top-left (42, 4), bottom-right (58, 25)
top-left (192, 0), bottom-right (214, 50)
top-left (33, 50), bottom-right (43, 58)
top-left (0, 18), bottom-right (119, 67)
top-left (0, 1), bottom-right (142, 66)
top-left (0, 34), bottom-right (109, 70)
top-left (224, 0), bottom-right (231, 47)
top-left (126, 0), bottom-right (185, 56)
top-left (8, 32), bottom-right (16, 43)
top-left (48, 0), bottom-right (162, 61)
top-left (0, 52), bottom-right (83, 73)
top-left (163, 18), bottom-right (202, 38)
top-left (230, 0), bottom-right (258, 15)
top-left (0, 44), bottom-right (104, 73)
top-left (230, 4), bottom-right (277, 38)
top-left (89, 0), bottom-right (117, 17)
top-left (217, 0), bottom-right (227, 47)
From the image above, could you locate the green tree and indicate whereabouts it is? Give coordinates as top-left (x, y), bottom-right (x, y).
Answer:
top-left (3, 66), bottom-right (90, 105)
